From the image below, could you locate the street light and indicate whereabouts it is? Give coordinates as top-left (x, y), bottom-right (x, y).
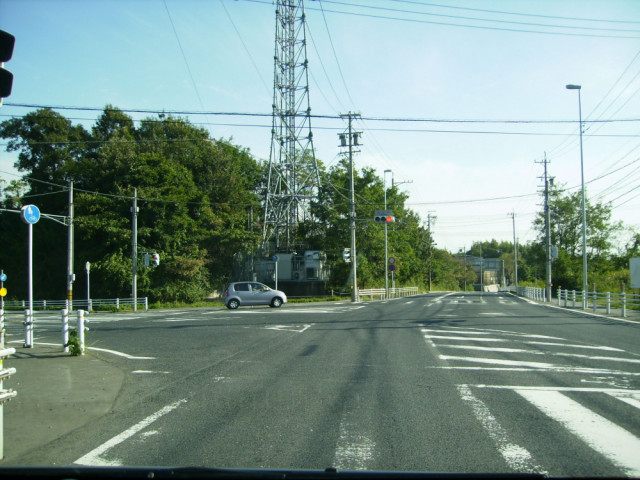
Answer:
top-left (384, 169), bottom-right (392, 298)
top-left (566, 84), bottom-right (588, 308)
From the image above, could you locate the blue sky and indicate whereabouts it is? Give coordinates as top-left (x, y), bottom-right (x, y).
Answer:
top-left (1, 0), bottom-right (639, 253)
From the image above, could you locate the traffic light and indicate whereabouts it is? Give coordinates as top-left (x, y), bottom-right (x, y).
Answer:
top-left (374, 209), bottom-right (394, 223)
top-left (0, 30), bottom-right (15, 100)
top-left (374, 213), bottom-right (395, 224)
top-left (151, 252), bottom-right (160, 267)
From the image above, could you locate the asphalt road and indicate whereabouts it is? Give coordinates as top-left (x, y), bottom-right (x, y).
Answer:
top-left (4, 292), bottom-right (640, 476)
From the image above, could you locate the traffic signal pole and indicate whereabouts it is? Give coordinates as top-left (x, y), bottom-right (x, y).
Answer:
top-left (66, 181), bottom-right (74, 309)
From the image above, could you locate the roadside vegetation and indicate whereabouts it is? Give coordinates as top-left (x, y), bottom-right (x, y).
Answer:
top-left (1, 107), bottom-right (637, 303)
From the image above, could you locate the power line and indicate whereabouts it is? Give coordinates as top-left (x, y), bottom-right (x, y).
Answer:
top-left (301, 3), bottom-right (640, 39)
top-left (4, 103), bottom-right (639, 124)
top-left (319, 0), bottom-right (640, 34)
top-left (388, 0), bottom-right (640, 25)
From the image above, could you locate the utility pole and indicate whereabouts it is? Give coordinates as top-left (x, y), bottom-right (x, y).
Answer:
top-left (427, 212), bottom-right (436, 292)
top-left (131, 189), bottom-right (138, 312)
top-left (510, 211), bottom-right (518, 289)
top-left (340, 112), bottom-right (361, 302)
top-left (537, 153), bottom-right (552, 302)
top-left (66, 181), bottom-right (74, 310)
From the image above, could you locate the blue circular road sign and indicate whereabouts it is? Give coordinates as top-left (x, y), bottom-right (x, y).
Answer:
top-left (21, 204), bottom-right (41, 224)
top-left (0, 273), bottom-right (6, 282)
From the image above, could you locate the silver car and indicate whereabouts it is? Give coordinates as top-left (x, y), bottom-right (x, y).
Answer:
top-left (224, 281), bottom-right (287, 309)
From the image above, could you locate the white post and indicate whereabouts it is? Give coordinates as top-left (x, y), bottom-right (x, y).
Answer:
top-left (62, 309), bottom-right (69, 352)
top-left (77, 309), bottom-right (86, 355)
top-left (23, 309), bottom-right (33, 348)
top-left (606, 292), bottom-right (611, 314)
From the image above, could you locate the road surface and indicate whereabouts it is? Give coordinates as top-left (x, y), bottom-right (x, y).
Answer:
top-left (4, 292), bottom-right (640, 476)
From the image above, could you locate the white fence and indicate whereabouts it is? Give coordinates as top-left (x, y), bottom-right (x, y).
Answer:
top-left (557, 288), bottom-right (640, 318)
top-left (515, 286), bottom-right (547, 302)
top-left (358, 287), bottom-right (419, 301)
top-left (514, 286), bottom-right (640, 318)
top-left (1, 297), bottom-right (149, 312)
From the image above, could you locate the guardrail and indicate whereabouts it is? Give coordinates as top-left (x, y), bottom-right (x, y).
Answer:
top-left (557, 288), bottom-right (640, 318)
top-left (1, 297), bottom-right (148, 312)
top-left (358, 287), bottom-right (419, 301)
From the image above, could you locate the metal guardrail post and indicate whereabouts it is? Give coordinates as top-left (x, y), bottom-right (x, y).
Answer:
top-left (61, 309), bottom-right (69, 353)
top-left (606, 292), bottom-right (611, 314)
top-left (116, 298), bottom-right (120, 310)
top-left (593, 288), bottom-right (597, 312)
top-left (622, 292), bottom-right (626, 318)
top-left (571, 290), bottom-right (575, 308)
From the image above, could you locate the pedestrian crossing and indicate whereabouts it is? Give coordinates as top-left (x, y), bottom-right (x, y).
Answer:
top-left (423, 325), bottom-right (640, 475)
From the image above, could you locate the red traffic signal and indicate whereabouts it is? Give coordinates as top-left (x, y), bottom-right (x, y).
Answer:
top-left (374, 210), bottom-right (395, 224)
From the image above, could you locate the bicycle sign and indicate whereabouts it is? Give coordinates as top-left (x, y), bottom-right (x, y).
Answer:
top-left (20, 204), bottom-right (40, 224)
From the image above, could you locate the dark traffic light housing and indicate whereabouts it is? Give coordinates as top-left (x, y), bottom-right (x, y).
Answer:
top-left (0, 29), bottom-right (15, 99)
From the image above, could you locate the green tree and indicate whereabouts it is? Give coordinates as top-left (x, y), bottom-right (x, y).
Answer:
top-left (0, 107), bottom-right (264, 302)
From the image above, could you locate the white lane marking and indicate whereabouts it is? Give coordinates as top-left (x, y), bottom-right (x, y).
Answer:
top-left (426, 335), bottom-right (506, 342)
top-left (436, 346), bottom-right (638, 364)
top-left (74, 399), bottom-right (187, 466)
top-left (440, 355), bottom-right (556, 369)
top-left (427, 366), bottom-right (640, 375)
top-left (422, 328), bottom-right (494, 335)
top-left (88, 347), bottom-right (155, 360)
top-left (264, 324), bottom-right (313, 333)
top-left (469, 385), bottom-right (640, 394)
top-left (553, 353), bottom-right (640, 364)
top-left (438, 345), bottom-right (531, 353)
top-left (479, 312), bottom-right (507, 316)
top-left (516, 389), bottom-right (640, 476)
top-left (132, 370), bottom-right (170, 374)
top-left (457, 385), bottom-right (546, 474)
top-left (155, 318), bottom-right (210, 322)
top-left (606, 391), bottom-right (640, 410)
top-left (525, 341), bottom-right (624, 352)
top-left (333, 421), bottom-right (375, 470)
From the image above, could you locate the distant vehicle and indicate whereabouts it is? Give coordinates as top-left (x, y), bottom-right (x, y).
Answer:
top-left (224, 281), bottom-right (287, 309)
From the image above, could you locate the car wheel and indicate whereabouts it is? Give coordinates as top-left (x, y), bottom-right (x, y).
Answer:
top-left (270, 297), bottom-right (282, 308)
top-left (227, 299), bottom-right (240, 309)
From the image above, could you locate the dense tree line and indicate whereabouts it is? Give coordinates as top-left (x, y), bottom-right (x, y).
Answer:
top-left (1, 107), bottom-right (636, 302)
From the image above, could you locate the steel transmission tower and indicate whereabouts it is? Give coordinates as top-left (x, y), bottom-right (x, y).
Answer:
top-left (263, 0), bottom-right (320, 253)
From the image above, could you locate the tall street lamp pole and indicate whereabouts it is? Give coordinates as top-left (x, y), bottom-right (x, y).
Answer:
top-left (566, 84), bottom-right (588, 309)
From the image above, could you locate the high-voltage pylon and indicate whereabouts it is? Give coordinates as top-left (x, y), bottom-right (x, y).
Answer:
top-left (262, 0), bottom-right (321, 253)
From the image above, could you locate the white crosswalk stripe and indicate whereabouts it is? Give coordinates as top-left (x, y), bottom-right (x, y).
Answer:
top-left (422, 325), bottom-right (640, 475)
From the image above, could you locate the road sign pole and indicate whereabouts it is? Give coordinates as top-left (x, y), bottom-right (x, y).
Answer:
top-left (26, 223), bottom-right (33, 348)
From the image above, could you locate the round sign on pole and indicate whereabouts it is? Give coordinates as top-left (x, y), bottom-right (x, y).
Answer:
top-left (273, 255), bottom-right (279, 262)
top-left (0, 273), bottom-right (6, 282)
top-left (388, 257), bottom-right (395, 264)
top-left (21, 204), bottom-right (41, 224)
top-left (0, 287), bottom-right (7, 297)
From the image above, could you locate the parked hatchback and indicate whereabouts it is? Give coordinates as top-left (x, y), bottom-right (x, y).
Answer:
top-left (224, 282), bottom-right (287, 309)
